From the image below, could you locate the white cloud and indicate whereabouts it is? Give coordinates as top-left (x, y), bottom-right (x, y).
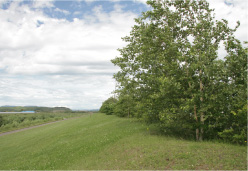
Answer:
top-left (54, 8), bottom-right (70, 15)
top-left (0, 2), bottom-right (137, 75)
top-left (134, 0), bottom-right (147, 4)
top-left (0, 1), bottom-right (137, 109)
top-left (207, 0), bottom-right (248, 59)
top-left (208, 0), bottom-right (248, 43)
top-left (32, 0), bottom-right (55, 9)
top-left (73, 11), bottom-right (82, 16)
top-left (0, 75), bottom-right (115, 109)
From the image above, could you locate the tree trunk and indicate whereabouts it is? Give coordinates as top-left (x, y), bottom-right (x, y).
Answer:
top-left (199, 114), bottom-right (204, 141)
top-left (187, 63), bottom-right (200, 141)
top-left (128, 107), bottom-right (130, 118)
top-left (199, 69), bottom-right (204, 141)
top-left (194, 104), bottom-right (199, 141)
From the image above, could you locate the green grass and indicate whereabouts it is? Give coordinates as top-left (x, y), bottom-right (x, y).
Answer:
top-left (0, 113), bottom-right (246, 170)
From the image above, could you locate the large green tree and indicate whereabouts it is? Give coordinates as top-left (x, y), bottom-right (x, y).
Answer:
top-left (111, 0), bottom-right (247, 143)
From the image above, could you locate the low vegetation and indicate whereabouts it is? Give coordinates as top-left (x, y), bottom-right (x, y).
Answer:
top-left (0, 113), bottom-right (246, 170)
top-left (0, 112), bottom-right (87, 133)
top-left (0, 106), bottom-right (71, 113)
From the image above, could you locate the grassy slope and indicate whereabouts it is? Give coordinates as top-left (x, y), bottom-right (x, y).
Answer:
top-left (0, 113), bottom-right (246, 170)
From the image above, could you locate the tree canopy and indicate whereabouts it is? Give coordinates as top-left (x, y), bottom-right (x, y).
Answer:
top-left (100, 0), bottom-right (247, 144)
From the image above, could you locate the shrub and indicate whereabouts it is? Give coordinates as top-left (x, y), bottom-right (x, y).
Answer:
top-left (99, 97), bottom-right (118, 115)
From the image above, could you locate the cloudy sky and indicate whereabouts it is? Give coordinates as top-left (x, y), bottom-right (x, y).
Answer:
top-left (0, 0), bottom-right (247, 110)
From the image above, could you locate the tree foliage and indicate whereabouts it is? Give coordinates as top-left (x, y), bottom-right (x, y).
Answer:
top-left (99, 97), bottom-right (118, 115)
top-left (0, 115), bottom-right (3, 127)
top-left (100, 0), bottom-right (247, 144)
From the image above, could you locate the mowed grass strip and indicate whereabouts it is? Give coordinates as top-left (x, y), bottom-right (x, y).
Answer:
top-left (0, 113), bottom-right (246, 170)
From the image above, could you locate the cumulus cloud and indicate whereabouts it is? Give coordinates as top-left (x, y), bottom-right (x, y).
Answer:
top-left (0, 2), bottom-right (137, 75)
top-left (207, 0), bottom-right (248, 59)
top-left (0, 0), bottom-right (137, 109)
top-left (208, 0), bottom-right (248, 43)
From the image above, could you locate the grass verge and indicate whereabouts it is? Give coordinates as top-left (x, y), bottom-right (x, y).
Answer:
top-left (0, 113), bottom-right (246, 170)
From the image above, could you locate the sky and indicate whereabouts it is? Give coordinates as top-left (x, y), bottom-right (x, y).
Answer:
top-left (0, 0), bottom-right (247, 110)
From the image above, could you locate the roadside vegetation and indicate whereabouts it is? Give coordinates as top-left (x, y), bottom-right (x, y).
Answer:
top-left (0, 112), bottom-right (87, 133)
top-left (100, 0), bottom-right (247, 145)
top-left (0, 113), bottom-right (246, 170)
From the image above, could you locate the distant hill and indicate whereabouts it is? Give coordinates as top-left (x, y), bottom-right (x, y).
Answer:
top-left (1, 105), bottom-right (16, 107)
top-left (0, 106), bottom-right (71, 113)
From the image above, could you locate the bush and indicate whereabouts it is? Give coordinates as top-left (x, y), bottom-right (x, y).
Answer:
top-left (12, 121), bottom-right (19, 128)
top-left (217, 107), bottom-right (247, 145)
top-left (20, 119), bottom-right (31, 127)
top-left (159, 110), bottom-right (195, 140)
top-left (99, 97), bottom-right (118, 115)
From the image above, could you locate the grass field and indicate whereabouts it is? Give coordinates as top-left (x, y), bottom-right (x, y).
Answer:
top-left (0, 113), bottom-right (246, 170)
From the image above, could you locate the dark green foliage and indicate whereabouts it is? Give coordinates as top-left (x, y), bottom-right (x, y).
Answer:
top-left (108, 0), bottom-right (247, 145)
top-left (0, 115), bottom-right (3, 127)
top-left (99, 97), bottom-right (118, 115)
top-left (114, 95), bottom-right (137, 118)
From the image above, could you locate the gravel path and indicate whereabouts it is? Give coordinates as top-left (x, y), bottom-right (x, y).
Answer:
top-left (0, 116), bottom-right (85, 137)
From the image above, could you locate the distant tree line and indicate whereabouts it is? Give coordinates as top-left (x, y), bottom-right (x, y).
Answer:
top-left (0, 106), bottom-right (72, 113)
top-left (100, 0), bottom-right (247, 145)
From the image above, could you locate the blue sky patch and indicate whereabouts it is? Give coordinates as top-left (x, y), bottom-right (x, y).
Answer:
top-left (42, 0), bottom-right (148, 22)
